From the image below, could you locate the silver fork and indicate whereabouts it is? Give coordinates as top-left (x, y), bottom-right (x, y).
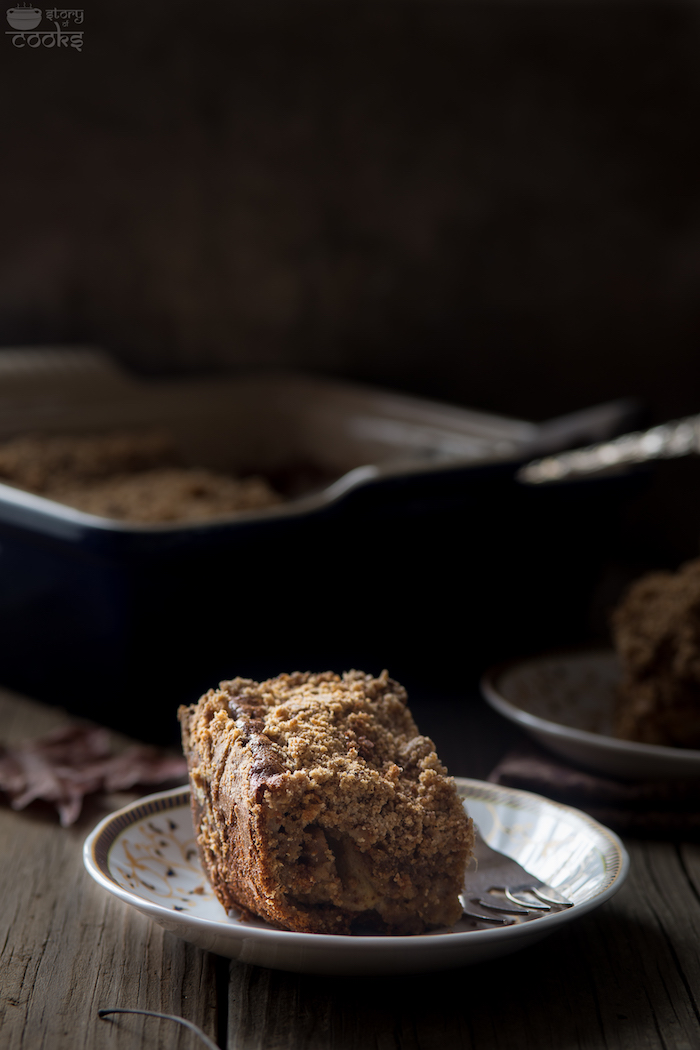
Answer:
top-left (461, 828), bottom-right (574, 926)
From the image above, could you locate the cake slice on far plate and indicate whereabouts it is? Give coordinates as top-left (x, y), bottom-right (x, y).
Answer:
top-left (613, 557), bottom-right (700, 747)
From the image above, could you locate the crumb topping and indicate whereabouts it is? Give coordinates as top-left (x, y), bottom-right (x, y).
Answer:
top-left (0, 430), bottom-right (281, 522)
top-left (612, 557), bottom-right (700, 746)
top-left (179, 669), bottom-right (472, 934)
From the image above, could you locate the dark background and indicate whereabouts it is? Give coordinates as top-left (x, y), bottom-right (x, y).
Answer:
top-left (3, 0), bottom-right (700, 739)
top-left (3, 0), bottom-right (700, 422)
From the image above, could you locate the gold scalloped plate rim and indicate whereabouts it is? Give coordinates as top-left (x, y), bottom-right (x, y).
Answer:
top-left (83, 780), bottom-right (629, 974)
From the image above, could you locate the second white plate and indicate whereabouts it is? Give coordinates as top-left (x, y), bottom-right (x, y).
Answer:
top-left (482, 648), bottom-right (700, 779)
top-left (83, 780), bottom-right (627, 975)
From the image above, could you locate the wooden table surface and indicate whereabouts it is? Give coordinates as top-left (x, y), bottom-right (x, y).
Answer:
top-left (3, 684), bottom-right (700, 1050)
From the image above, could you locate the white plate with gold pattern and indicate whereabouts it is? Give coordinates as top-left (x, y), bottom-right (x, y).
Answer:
top-left (482, 649), bottom-right (700, 780)
top-left (83, 780), bottom-right (628, 975)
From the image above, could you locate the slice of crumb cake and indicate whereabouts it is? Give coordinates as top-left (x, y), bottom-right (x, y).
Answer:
top-left (179, 669), bottom-right (472, 935)
top-left (612, 558), bottom-right (700, 746)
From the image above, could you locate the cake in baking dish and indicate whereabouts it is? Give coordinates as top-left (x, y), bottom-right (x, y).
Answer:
top-left (0, 429), bottom-right (281, 523)
top-left (612, 557), bottom-right (700, 747)
top-left (178, 669), bottom-right (472, 935)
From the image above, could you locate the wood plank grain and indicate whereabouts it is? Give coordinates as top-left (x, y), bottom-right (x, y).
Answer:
top-left (10, 679), bottom-right (700, 1050)
top-left (0, 686), bottom-right (219, 1050)
top-left (226, 843), bottom-right (700, 1050)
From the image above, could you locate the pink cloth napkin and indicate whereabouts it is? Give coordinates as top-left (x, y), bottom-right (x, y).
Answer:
top-left (489, 742), bottom-right (700, 836)
top-left (0, 724), bottom-right (187, 826)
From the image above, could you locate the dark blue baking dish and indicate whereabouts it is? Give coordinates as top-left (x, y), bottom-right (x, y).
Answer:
top-left (0, 350), bottom-right (640, 742)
